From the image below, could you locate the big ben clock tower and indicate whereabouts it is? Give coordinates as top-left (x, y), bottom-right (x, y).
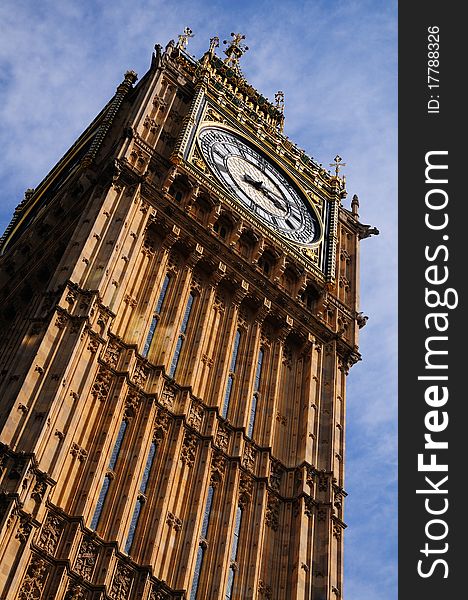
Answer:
top-left (0, 31), bottom-right (377, 600)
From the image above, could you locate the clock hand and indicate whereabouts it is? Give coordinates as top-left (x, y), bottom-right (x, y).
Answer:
top-left (243, 173), bottom-right (264, 190)
top-left (260, 186), bottom-right (285, 210)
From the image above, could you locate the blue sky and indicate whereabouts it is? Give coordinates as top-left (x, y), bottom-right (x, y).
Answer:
top-left (0, 1), bottom-right (397, 598)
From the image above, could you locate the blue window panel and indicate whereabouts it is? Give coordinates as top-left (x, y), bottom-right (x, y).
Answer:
top-left (190, 546), bottom-right (205, 600)
top-left (221, 376), bottom-right (233, 418)
top-left (156, 275), bottom-right (170, 313)
top-left (222, 331), bottom-right (242, 418)
top-left (230, 330), bottom-right (241, 371)
top-left (169, 293), bottom-right (195, 377)
top-left (225, 567), bottom-right (235, 600)
top-left (254, 348), bottom-right (264, 392)
top-left (181, 293), bottom-right (195, 334)
top-left (247, 394), bottom-right (257, 438)
top-left (140, 442), bottom-right (157, 494)
top-left (169, 336), bottom-right (183, 377)
top-left (230, 507), bottom-right (243, 561)
top-left (124, 499), bottom-right (142, 554)
top-left (142, 275), bottom-right (170, 357)
top-left (90, 475), bottom-right (111, 530)
top-left (109, 420), bottom-right (127, 470)
top-left (201, 486), bottom-right (214, 539)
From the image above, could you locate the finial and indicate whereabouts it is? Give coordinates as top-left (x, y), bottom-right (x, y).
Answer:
top-left (223, 32), bottom-right (249, 72)
top-left (351, 194), bottom-right (359, 217)
top-left (209, 36), bottom-right (220, 55)
top-left (275, 91), bottom-right (285, 113)
top-left (176, 27), bottom-right (194, 51)
top-left (330, 155), bottom-right (346, 177)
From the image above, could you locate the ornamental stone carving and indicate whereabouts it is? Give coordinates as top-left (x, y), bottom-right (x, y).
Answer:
top-left (242, 444), bottom-right (256, 472)
top-left (66, 582), bottom-right (87, 600)
top-left (188, 401), bottom-right (204, 431)
top-left (160, 386), bottom-right (175, 409)
top-left (215, 425), bottom-right (229, 452)
top-left (91, 367), bottom-right (112, 402)
top-left (166, 512), bottom-right (182, 531)
top-left (210, 452), bottom-right (227, 487)
top-left (132, 361), bottom-right (149, 388)
top-left (18, 557), bottom-right (47, 600)
top-left (238, 473), bottom-right (253, 508)
top-left (74, 537), bottom-right (99, 580)
top-left (38, 513), bottom-right (62, 555)
top-left (269, 460), bottom-right (283, 492)
top-left (180, 432), bottom-right (198, 467)
top-left (109, 562), bottom-right (133, 600)
top-left (265, 494), bottom-right (280, 531)
top-left (16, 515), bottom-right (33, 544)
top-left (103, 340), bottom-right (121, 368)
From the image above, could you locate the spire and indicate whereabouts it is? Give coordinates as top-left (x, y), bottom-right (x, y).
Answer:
top-left (351, 194), bottom-right (360, 217)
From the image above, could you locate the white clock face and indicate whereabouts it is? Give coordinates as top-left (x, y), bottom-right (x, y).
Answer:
top-left (198, 127), bottom-right (320, 245)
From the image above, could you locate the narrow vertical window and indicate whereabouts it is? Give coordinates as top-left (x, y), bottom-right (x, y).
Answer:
top-left (143, 274), bottom-right (170, 357)
top-left (124, 441), bottom-right (157, 554)
top-left (247, 348), bottom-right (263, 438)
top-left (190, 485), bottom-right (215, 600)
top-left (226, 506), bottom-right (243, 599)
top-left (169, 292), bottom-right (195, 377)
top-left (91, 419), bottom-right (127, 530)
top-left (221, 330), bottom-right (241, 418)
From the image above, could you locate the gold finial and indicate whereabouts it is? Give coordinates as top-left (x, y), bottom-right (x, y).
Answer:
top-left (330, 155), bottom-right (346, 177)
top-left (223, 33), bottom-right (249, 72)
top-left (209, 36), bottom-right (220, 55)
top-left (275, 91), bottom-right (285, 113)
top-left (176, 27), bottom-right (194, 51)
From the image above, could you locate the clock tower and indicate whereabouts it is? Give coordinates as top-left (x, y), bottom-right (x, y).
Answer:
top-left (0, 32), bottom-right (377, 600)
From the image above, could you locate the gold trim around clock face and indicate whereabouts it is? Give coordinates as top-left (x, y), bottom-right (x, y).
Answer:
top-left (196, 124), bottom-right (323, 247)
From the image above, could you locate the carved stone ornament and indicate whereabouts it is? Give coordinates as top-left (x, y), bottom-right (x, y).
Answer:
top-left (166, 511), bottom-right (182, 532)
top-left (242, 444), bottom-right (256, 472)
top-left (188, 401), bottom-right (204, 431)
top-left (16, 515), bottom-right (33, 544)
top-left (265, 493), bottom-right (280, 531)
top-left (18, 557), bottom-right (48, 600)
top-left (269, 460), bottom-right (283, 493)
top-left (180, 432), bottom-right (198, 467)
top-left (150, 583), bottom-right (171, 600)
top-left (70, 443), bottom-right (88, 463)
top-left (66, 582), bottom-right (87, 600)
top-left (103, 340), bottom-right (121, 369)
top-left (238, 473), bottom-right (253, 508)
top-left (91, 367), bottom-right (112, 402)
top-left (215, 424), bottom-right (229, 452)
top-left (38, 513), bottom-right (63, 556)
top-left (210, 452), bottom-right (227, 487)
top-left (160, 386), bottom-right (175, 409)
top-left (109, 562), bottom-right (133, 600)
top-left (258, 580), bottom-right (273, 599)
top-left (74, 537), bottom-right (99, 580)
top-left (132, 361), bottom-right (149, 388)
top-left (31, 476), bottom-right (47, 502)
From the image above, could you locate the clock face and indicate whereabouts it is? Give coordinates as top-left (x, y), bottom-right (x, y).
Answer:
top-left (198, 127), bottom-right (320, 245)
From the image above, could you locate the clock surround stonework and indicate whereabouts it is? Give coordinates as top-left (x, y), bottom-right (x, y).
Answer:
top-left (0, 36), bottom-right (376, 599)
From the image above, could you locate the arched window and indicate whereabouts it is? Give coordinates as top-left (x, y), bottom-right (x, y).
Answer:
top-left (142, 274), bottom-right (170, 357)
top-left (247, 348), bottom-right (263, 438)
top-left (124, 440), bottom-right (157, 554)
top-left (225, 506), bottom-right (243, 599)
top-left (190, 485), bottom-right (215, 599)
top-left (169, 292), bottom-right (195, 377)
top-left (90, 419), bottom-right (127, 530)
top-left (222, 330), bottom-right (241, 418)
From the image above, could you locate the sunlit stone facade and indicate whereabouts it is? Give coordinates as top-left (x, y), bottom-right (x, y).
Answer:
top-left (0, 34), bottom-right (376, 599)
